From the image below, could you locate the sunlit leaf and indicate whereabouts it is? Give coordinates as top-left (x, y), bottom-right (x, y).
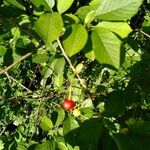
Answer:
top-left (96, 21), bottom-right (132, 38)
top-left (63, 24), bottom-right (88, 57)
top-left (30, 0), bottom-right (55, 11)
top-left (40, 116), bottom-right (53, 131)
top-left (57, 0), bottom-right (74, 13)
top-left (35, 13), bottom-right (63, 47)
top-left (96, 0), bottom-right (143, 21)
top-left (92, 28), bottom-right (121, 69)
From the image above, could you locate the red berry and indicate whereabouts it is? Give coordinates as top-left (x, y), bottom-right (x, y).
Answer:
top-left (62, 99), bottom-right (75, 111)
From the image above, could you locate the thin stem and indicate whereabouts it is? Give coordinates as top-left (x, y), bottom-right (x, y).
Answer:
top-left (68, 85), bottom-right (72, 100)
top-left (5, 72), bottom-right (32, 92)
top-left (57, 38), bottom-right (86, 89)
top-left (5, 72), bottom-right (11, 82)
top-left (0, 52), bottom-right (32, 75)
top-left (137, 29), bottom-right (150, 39)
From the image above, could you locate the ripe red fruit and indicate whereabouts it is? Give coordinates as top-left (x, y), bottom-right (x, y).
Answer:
top-left (62, 99), bottom-right (75, 111)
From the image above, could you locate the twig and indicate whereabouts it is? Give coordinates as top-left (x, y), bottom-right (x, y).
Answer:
top-left (5, 73), bottom-right (32, 92)
top-left (0, 52), bottom-right (32, 75)
top-left (5, 72), bottom-right (11, 82)
top-left (137, 29), bottom-right (150, 39)
top-left (57, 38), bottom-right (86, 89)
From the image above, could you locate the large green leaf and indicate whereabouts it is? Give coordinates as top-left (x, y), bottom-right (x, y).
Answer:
top-left (92, 28), bottom-right (121, 69)
top-left (96, 0), bottom-right (143, 21)
top-left (82, 36), bottom-right (95, 60)
top-left (63, 24), bottom-right (88, 57)
top-left (104, 91), bottom-right (127, 117)
top-left (96, 21), bottom-right (132, 38)
top-left (114, 133), bottom-right (150, 150)
top-left (130, 120), bottom-right (150, 136)
top-left (40, 116), bottom-right (53, 131)
top-left (30, 0), bottom-right (55, 11)
top-left (77, 119), bottom-right (104, 145)
top-left (35, 13), bottom-right (63, 47)
top-left (57, 0), bottom-right (74, 13)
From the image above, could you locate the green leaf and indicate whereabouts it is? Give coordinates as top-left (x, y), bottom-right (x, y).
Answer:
top-left (17, 142), bottom-right (26, 150)
top-left (84, 10), bottom-right (96, 25)
top-left (89, 0), bottom-right (103, 7)
top-left (131, 135), bottom-right (150, 150)
top-left (35, 13), bottom-right (63, 47)
top-left (96, 21), bottom-right (132, 38)
top-left (114, 134), bottom-right (150, 150)
top-left (5, 0), bottom-right (24, 10)
top-left (0, 140), bottom-right (4, 150)
top-left (82, 36), bottom-right (95, 60)
top-left (15, 36), bottom-right (31, 48)
top-left (63, 14), bottom-right (80, 25)
top-left (34, 141), bottom-right (55, 150)
top-left (32, 51), bottom-right (49, 64)
top-left (53, 75), bottom-right (64, 88)
top-left (63, 116), bottom-right (79, 135)
top-left (11, 27), bottom-right (20, 38)
top-left (57, 142), bottom-right (68, 150)
top-left (80, 107), bottom-right (94, 118)
top-left (41, 59), bottom-right (58, 78)
top-left (77, 119), bottom-right (104, 145)
top-left (54, 58), bottom-right (65, 75)
top-left (30, 0), bottom-right (55, 11)
top-left (104, 91), bottom-right (127, 116)
top-left (76, 6), bottom-right (93, 19)
top-left (40, 116), bottom-right (53, 131)
top-left (92, 28), bottom-right (121, 69)
top-left (55, 108), bottom-right (65, 126)
top-left (0, 45), bottom-right (6, 57)
top-left (96, 0), bottom-right (143, 21)
top-left (81, 98), bottom-right (94, 108)
top-left (57, 0), bottom-right (74, 13)
top-left (63, 24), bottom-right (88, 57)
top-left (130, 120), bottom-right (150, 136)
top-left (114, 134), bottom-right (133, 150)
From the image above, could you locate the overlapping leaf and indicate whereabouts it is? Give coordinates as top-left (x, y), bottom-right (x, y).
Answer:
top-left (96, 0), bottom-right (143, 21)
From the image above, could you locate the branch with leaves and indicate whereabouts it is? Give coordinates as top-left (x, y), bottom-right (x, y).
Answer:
top-left (57, 38), bottom-right (87, 89)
